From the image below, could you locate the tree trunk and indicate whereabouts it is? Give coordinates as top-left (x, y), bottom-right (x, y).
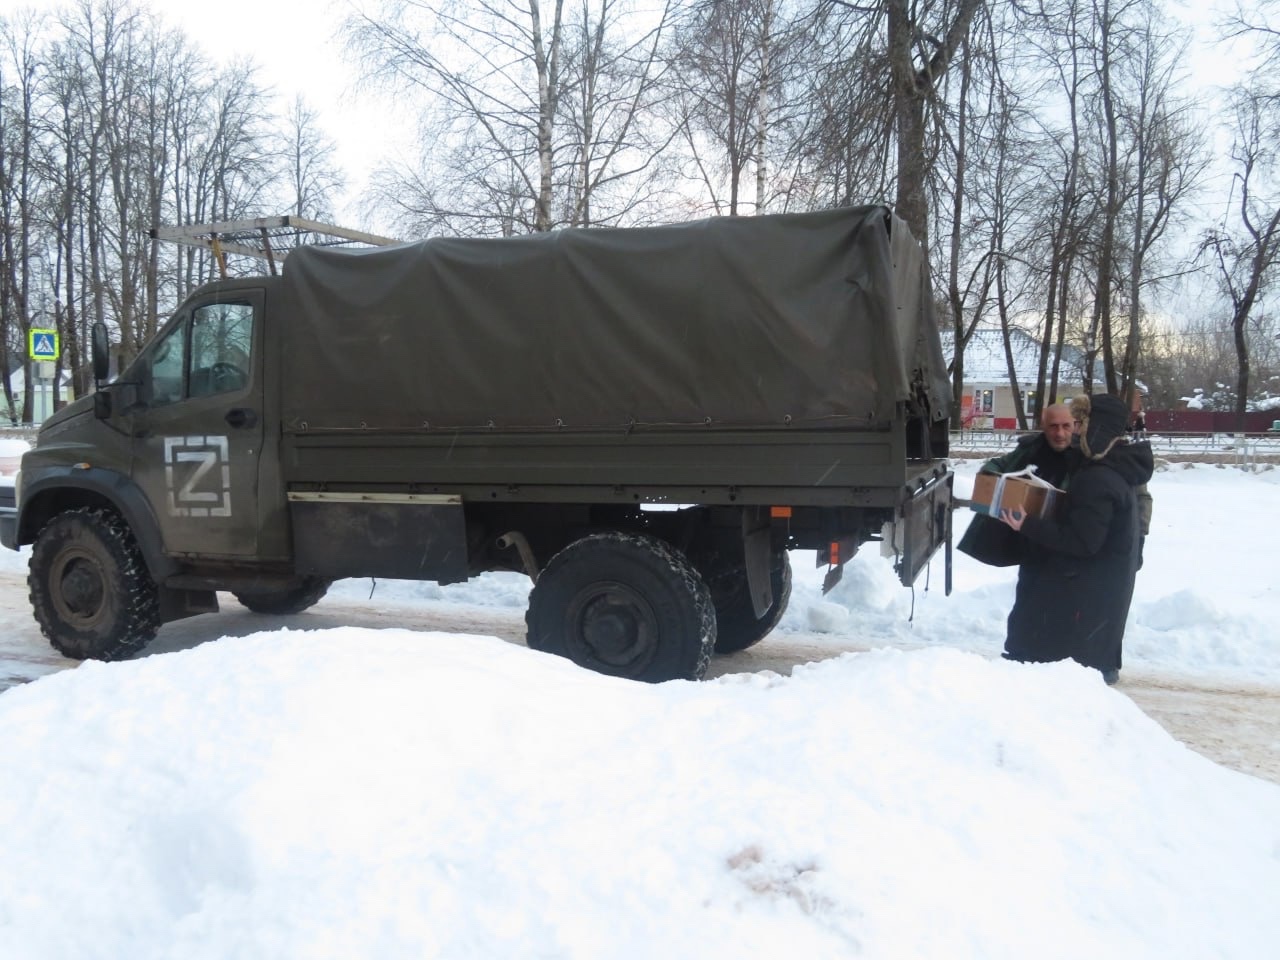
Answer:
top-left (886, 0), bottom-right (984, 252)
top-left (530, 0), bottom-right (565, 231)
top-left (1097, 0), bottom-right (1121, 394)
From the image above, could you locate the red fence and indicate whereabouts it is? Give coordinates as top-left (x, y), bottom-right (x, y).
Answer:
top-left (1145, 409), bottom-right (1280, 433)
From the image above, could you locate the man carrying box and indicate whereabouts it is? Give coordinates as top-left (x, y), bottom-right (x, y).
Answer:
top-left (958, 404), bottom-right (1078, 680)
top-left (999, 394), bottom-right (1154, 685)
top-left (957, 404), bottom-right (1077, 568)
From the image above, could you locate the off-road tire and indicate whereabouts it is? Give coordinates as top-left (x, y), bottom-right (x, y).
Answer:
top-left (28, 507), bottom-right (161, 661)
top-left (526, 532), bottom-right (716, 683)
top-left (706, 550), bottom-right (793, 654)
top-left (232, 577), bottom-right (332, 615)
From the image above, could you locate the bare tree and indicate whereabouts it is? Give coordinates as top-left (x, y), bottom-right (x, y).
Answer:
top-left (345, 0), bottom-right (571, 234)
top-left (0, 7), bottom-right (47, 422)
top-left (1115, 8), bottom-right (1205, 400)
top-left (141, 25), bottom-right (199, 334)
top-left (885, 0), bottom-right (984, 250)
top-left (557, 0), bottom-right (675, 226)
top-left (1198, 90), bottom-right (1280, 431)
top-left (992, 0), bottom-right (1099, 414)
top-left (56, 0), bottom-right (140, 400)
top-left (816, 0), bottom-right (983, 249)
top-left (280, 94), bottom-right (345, 226)
top-left (778, 26), bottom-right (894, 211)
top-left (1087, 0), bottom-right (1128, 393)
top-left (346, 0), bottom-right (678, 235)
top-left (934, 22), bottom-right (1002, 423)
top-left (666, 0), bottom-right (803, 216)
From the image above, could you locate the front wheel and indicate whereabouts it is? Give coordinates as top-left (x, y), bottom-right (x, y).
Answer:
top-left (28, 507), bottom-right (161, 661)
top-left (232, 577), bottom-right (332, 615)
top-left (526, 532), bottom-right (715, 683)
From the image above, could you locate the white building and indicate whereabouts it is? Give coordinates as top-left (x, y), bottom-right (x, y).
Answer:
top-left (3, 359), bottom-right (75, 426)
top-left (942, 326), bottom-right (1099, 430)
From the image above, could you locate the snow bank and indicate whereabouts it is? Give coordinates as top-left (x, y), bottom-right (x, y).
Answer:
top-left (0, 630), bottom-right (1276, 960)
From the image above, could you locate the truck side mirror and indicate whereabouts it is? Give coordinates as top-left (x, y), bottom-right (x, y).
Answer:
top-left (91, 322), bottom-right (110, 384)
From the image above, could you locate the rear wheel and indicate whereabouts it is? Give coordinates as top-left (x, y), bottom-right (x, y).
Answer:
top-left (28, 507), bottom-right (161, 661)
top-left (233, 577), bottom-right (332, 615)
top-left (526, 532), bottom-right (715, 682)
top-left (706, 550), bottom-right (792, 655)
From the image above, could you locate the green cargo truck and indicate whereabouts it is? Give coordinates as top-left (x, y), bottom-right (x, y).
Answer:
top-left (1, 205), bottom-right (953, 682)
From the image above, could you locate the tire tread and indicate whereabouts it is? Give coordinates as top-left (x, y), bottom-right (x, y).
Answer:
top-left (28, 507), bottom-right (160, 661)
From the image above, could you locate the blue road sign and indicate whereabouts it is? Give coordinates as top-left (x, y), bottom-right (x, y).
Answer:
top-left (28, 329), bottom-right (60, 361)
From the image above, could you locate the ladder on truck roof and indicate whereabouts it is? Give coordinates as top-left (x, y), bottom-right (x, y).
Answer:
top-left (150, 216), bottom-right (399, 278)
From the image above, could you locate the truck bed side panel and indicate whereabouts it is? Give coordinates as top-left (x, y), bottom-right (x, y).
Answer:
top-left (281, 428), bottom-right (947, 508)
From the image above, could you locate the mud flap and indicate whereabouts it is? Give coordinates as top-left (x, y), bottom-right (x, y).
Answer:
top-left (157, 586), bottom-right (219, 624)
top-left (741, 506), bottom-right (774, 618)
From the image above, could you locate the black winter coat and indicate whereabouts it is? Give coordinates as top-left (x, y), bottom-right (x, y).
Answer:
top-left (957, 433), bottom-right (1076, 568)
top-left (1003, 441), bottom-right (1155, 673)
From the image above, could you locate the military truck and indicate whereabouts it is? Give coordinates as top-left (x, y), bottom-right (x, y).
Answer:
top-left (1, 205), bottom-right (953, 683)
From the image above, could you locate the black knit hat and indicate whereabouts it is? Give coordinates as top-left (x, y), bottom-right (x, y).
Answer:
top-left (1083, 393), bottom-right (1129, 459)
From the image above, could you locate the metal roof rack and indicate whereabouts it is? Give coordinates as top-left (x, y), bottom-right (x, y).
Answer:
top-left (150, 216), bottom-right (400, 278)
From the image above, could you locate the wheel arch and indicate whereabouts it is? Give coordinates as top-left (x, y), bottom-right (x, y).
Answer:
top-left (17, 467), bottom-right (178, 582)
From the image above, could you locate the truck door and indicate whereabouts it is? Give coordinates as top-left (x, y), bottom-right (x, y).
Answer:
top-left (128, 292), bottom-right (266, 559)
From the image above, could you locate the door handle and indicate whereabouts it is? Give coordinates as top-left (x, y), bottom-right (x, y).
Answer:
top-left (225, 407), bottom-right (258, 429)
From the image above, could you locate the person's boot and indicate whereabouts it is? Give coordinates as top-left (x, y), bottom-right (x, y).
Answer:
top-left (1102, 668), bottom-right (1120, 686)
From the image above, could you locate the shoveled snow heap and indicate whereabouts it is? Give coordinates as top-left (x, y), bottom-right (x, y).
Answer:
top-left (0, 625), bottom-right (1277, 960)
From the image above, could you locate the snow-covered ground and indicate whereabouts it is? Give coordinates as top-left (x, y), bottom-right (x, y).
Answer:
top-left (320, 456), bottom-right (1280, 688)
top-left (1, 453), bottom-right (1278, 958)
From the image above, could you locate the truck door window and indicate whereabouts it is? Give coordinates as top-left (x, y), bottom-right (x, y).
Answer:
top-left (189, 302), bottom-right (254, 398)
top-left (146, 323), bottom-right (185, 407)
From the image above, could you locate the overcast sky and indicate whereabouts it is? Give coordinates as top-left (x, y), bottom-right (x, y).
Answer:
top-left (144, 0), bottom-right (407, 223)
top-left (14, 0), bottom-right (1265, 243)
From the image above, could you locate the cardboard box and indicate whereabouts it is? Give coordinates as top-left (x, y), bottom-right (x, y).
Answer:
top-left (970, 471), bottom-right (1061, 520)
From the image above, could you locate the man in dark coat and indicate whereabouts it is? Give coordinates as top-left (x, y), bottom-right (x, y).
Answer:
top-left (956, 404), bottom-right (1077, 567)
top-left (999, 394), bottom-right (1155, 684)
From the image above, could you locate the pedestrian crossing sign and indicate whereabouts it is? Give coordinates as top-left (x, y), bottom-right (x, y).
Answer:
top-left (28, 329), bottom-right (60, 361)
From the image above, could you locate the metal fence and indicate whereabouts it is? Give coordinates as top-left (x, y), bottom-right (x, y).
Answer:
top-left (950, 428), bottom-right (1280, 466)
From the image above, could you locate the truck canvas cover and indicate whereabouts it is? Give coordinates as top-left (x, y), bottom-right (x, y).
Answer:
top-left (279, 205), bottom-right (950, 433)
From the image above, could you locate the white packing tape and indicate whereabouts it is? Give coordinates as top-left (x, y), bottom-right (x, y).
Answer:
top-left (991, 474), bottom-right (1009, 515)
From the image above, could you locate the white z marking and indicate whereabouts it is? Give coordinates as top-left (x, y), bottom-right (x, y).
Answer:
top-left (163, 435), bottom-right (232, 518)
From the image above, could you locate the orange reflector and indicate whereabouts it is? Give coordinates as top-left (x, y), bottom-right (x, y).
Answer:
top-left (829, 541), bottom-right (839, 565)
top-left (770, 506), bottom-right (792, 519)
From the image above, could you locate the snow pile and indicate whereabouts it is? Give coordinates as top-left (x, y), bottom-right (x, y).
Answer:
top-left (0, 436), bottom-right (27, 477)
top-left (1, 629), bottom-right (1277, 960)
top-left (2, 459), bottom-right (1280, 957)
